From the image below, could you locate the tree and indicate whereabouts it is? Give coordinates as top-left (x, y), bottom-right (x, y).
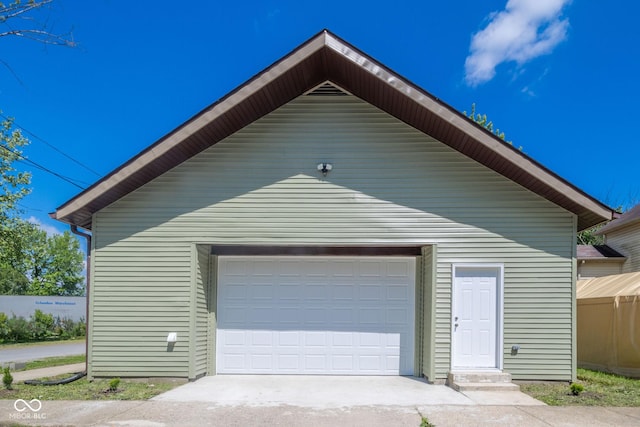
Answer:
top-left (463, 103), bottom-right (608, 244)
top-left (0, 115), bottom-right (32, 294)
top-left (577, 225), bottom-right (605, 245)
top-left (28, 230), bottom-right (84, 296)
top-left (463, 103), bottom-right (522, 150)
top-left (0, 0), bottom-right (83, 296)
top-left (465, 103), bottom-right (507, 140)
top-left (0, 220), bottom-right (84, 296)
top-left (0, 217), bottom-right (34, 294)
top-left (0, 0), bottom-right (75, 46)
top-left (0, 116), bottom-right (31, 218)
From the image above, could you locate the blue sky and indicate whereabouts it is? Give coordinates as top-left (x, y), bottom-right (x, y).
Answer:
top-left (1, 0), bottom-right (639, 235)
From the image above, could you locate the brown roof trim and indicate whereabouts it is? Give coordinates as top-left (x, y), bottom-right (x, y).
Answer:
top-left (597, 203), bottom-right (640, 235)
top-left (210, 245), bottom-right (422, 256)
top-left (52, 30), bottom-right (615, 231)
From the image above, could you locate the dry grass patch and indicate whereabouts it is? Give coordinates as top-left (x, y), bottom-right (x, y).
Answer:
top-left (0, 377), bottom-right (178, 401)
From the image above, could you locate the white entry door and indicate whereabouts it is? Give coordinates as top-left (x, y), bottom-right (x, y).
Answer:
top-left (451, 266), bottom-right (502, 369)
top-left (216, 256), bottom-right (415, 375)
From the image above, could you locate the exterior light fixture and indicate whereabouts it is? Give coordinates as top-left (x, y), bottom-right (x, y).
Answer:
top-left (167, 332), bottom-right (178, 343)
top-left (317, 163), bottom-right (333, 176)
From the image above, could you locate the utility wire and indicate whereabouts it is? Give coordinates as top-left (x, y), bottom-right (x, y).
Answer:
top-left (0, 144), bottom-right (86, 189)
top-left (0, 113), bottom-right (102, 177)
top-left (17, 203), bottom-right (43, 212)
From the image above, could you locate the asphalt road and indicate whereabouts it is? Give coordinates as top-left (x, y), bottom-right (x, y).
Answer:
top-left (0, 341), bottom-right (85, 364)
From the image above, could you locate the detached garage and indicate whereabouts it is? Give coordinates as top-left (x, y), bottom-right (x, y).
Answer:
top-left (52, 31), bottom-right (614, 383)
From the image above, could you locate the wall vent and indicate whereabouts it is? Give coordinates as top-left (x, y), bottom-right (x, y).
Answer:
top-left (306, 82), bottom-right (350, 96)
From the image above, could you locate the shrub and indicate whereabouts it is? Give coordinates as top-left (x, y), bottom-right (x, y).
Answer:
top-left (570, 383), bottom-right (584, 396)
top-left (0, 311), bottom-right (85, 343)
top-left (71, 317), bottom-right (86, 338)
top-left (6, 315), bottom-right (30, 342)
top-left (29, 309), bottom-right (55, 340)
top-left (0, 312), bottom-right (10, 343)
top-left (109, 377), bottom-right (120, 392)
top-left (2, 367), bottom-right (13, 390)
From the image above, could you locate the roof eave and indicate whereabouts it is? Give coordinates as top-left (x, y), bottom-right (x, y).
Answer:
top-left (53, 30), bottom-right (615, 231)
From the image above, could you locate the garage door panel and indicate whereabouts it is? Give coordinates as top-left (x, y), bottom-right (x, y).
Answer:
top-left (388, 285), bottom-right (409, 300)
top-left (388, 308), bottom-right (409, 325)
top-left (333, 332), bottom-right (354, 347)
top-left (224, 285), bottom-right (247, 300)
top-left (332, 355), bottom-right (354, 371)
top-left (359, 284), bottom-right (383, 301)
top-left (251, 284), bottom-right (274, 300)
top-left (217, 256), bottom-right (415, 375)
top-left (251, 331), bottom-right (272, 346)
top-left (278, 331), bottom-right (300, 346)
top-left (251, 354), bottom-right (272, 370)
top-left (278, 355), bottom-right (299, 371)
top-left (330, 308), bottom-right (354, 324)
top-left (359, 261), bottom-right (382, 276)
top-left (279, 307), bottom-right (302, 323)
top-left (332, 285), bottom-right (355, 301)
top-left (279, 284), bottom-right (302, 299)
top-left (305, 331), bottom-right (327, 346)
top-left (332, 261), bottom-right (356, 276)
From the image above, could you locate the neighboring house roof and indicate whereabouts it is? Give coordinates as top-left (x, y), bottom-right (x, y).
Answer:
top-left (597, 203), bottom-right (640, 235)
top-left (577, 272), bottom-right (640, 298)
top-left (50, 30), bottom-right (615, 231)
top-left (577, 244), bottom-right (626, 260)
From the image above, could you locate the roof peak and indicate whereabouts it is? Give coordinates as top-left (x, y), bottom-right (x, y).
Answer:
top-left (52, 30), bottom-right (615, 231)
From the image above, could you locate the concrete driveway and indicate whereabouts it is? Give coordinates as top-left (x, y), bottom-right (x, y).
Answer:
top-left (3, 377), bottom-right (640, 426)
top-left (153, 375), bottom-right (543, 407)
top-left (0, 375), bottom-right (640, 427)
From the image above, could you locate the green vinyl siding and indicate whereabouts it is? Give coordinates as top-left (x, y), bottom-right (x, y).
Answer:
top-left (414, 255), bottom-right (423, 377)
top-left (91, 94), bottom-right (575, 380)
top-left (191, 244), bottom-right (209, 378)
top-left (89, 238), bottom-right (191, 377)
top-left (420, 246), bottom-right (437, 381)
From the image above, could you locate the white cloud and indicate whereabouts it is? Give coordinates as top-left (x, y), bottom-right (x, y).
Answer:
top-left (464, 0), bottom-right (571, 86)
top-left (27, 216), bottom-right (63, 237)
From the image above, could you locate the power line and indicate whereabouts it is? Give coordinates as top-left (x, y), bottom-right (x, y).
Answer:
top-left (0, 113), bottom-right (102, 177)
top-left (17, 203), bottom-right (43, 212)
top-left (0, 144), bottom-right (86, 189)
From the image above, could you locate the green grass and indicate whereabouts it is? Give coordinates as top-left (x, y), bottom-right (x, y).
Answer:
top-left (520, 368), bottom-right (640, 406)
top-left (19, 354), bottom-right (86, 371)
top-left (0, 377), bottom-right (178, 400)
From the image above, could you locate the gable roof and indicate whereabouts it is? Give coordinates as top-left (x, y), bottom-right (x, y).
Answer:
top-left (51, 30), bottom-right (615, 231)
top-left (597, 203), bottom-right (640, 235)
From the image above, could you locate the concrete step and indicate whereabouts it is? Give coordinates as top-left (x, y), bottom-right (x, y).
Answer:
top-left (447, 371), bottom-right (520, 392)
top-left (448, 371), bottom-right (512, 384)
top-left (449, 381), bottom-right (520, 392)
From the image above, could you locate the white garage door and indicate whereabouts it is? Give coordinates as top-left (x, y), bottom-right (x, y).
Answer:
top-left (216, 256), bottom-right (415, 375)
